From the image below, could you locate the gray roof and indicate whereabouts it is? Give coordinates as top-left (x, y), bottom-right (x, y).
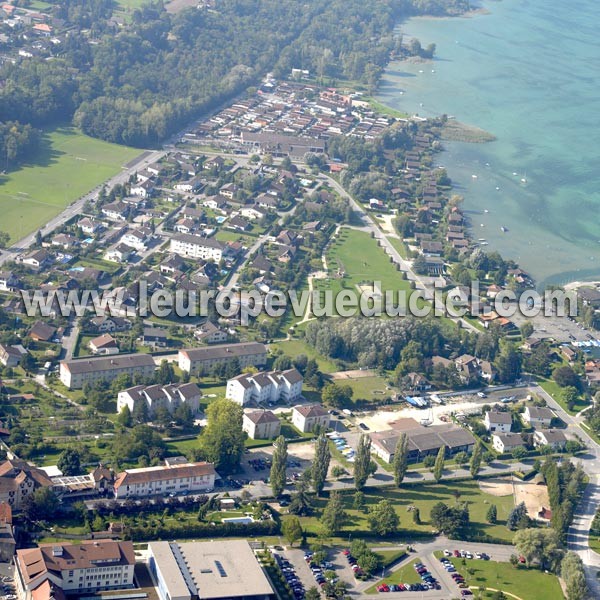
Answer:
top-left (526, 406), bottom-right (554, 420)
top-left (172, 233), bottom-right (224, 250)
top-left (181, 342), bottom-right (266, 362)
top-left (487, 411), bottom-right (512, 424)
top-left (62, 353), bottom-right (155, 375)
top-left (245, 410), bottom-right (279, 424)
top-left (149, 540), bottom-right (274, 600)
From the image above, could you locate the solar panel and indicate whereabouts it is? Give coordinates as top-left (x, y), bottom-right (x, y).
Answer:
top-left (214, 560), bottom-right (227, 577)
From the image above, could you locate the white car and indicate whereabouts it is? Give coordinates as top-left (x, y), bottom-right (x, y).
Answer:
top-left (465, 552), bottom-right (473, 559)
top-left (443, 549), bottom-right (452, 556)
top-left (477, 392), bottom-right (487, 398)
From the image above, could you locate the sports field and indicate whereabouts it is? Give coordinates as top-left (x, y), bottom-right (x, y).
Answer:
top-left (0, 126), bottom-right (139, 242)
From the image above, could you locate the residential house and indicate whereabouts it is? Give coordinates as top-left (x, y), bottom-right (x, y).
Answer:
top-left (141, 327), bottom-right (168, 348)
top-left (193, 321), bottom-right (228, 344)
top-left (90, 316), bottom-right (131, 333)
top-left (522, 406), bottom-right (554, 428)
top-left (89, 334), bottom-right (119, 356)
top-left (291, 404), bottom-right (329, 433)
top-left (0, 343), bottom-right (27, 367)
top-left (77, 217), bottom-right (102, 235)
top-left (0, 271), bottom-right (20, 292)
top-left (121, 228), bottom-right (152, 251)
top-left (130, 180), bottom-right (154, 198)
top-left (105, 243), bottom-right (134, 263)
top-left (22, 248), bottom-right (52, 270)
top-left (102, 201), bottom-right (129, 221)
top-left (484, 411), bottom-right (512, 433)
top-left (29, 321), bottom-right (57, 342)
top-left (492, 432), bottom-right (524, 453)
top-left (0, 459), bottom-right (53, 510)
top-left (533, 429), bottom-right (568, 450)
top-left (243, 410), bottom-right (281, 440)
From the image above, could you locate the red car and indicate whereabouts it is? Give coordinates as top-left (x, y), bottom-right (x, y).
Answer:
top-left (453, 550), bottom-right (461, 557)
top-left (377, 584), bottom-right (390, 593)
top-left (518, 556), bottom-right (526, 564)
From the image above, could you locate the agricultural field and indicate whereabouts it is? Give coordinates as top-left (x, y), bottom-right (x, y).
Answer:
top-left (0, 126), bottom-right (138, 242)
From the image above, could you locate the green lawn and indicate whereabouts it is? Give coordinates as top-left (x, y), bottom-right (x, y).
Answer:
top-left (313, 228), bottom-right (412, 316)
top-left (589, 535), bottom-right (600, 555)
top-left (0, 126), bottom-right (138, 242)
top-left (270, 338), bottom-right (338, 373)
top-left (331, 374), bottom-right (395, 402)
top-left (364, 558), bottom-right (420, 593)
top-left (296, 480), bottom-right (515, 544)
top-left (374, 549), bottom-right (407, 567)
top-left (443, 557), bottom-right (564, 600)
top-left (538, 377), bottom-right (589, 415)
top-left (387, 236), bottom-right (408, 258)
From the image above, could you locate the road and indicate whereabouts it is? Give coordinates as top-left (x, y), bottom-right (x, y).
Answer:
top-left (534, 384), bottom-right (600, 597)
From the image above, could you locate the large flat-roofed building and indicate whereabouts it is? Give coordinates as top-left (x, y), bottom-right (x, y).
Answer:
top-left (113, 461), bottom-right (217, 499)
top-left (148, 540), bottom-right (275, 600)
top-left (178, 342), bottom-right (267, 375)
top-left (370, 422), bottom-right (476, 464)
top-left (60, 354), bottom-right (156, 389)
top-left (14, 540), bottom-right (135, 600)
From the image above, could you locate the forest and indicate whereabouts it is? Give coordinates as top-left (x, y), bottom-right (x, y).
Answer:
top-left (0, 0), bottom-right (469, 161)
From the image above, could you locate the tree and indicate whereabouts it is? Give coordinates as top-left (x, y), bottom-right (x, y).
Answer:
top-left (368, 499), bottom-right (399, 536)
top-left (321, 383), bottom-right (353, 408)
top-left (199, 399), bottom-right (246, 472)
top-left (495, 345), bottom-right (522, 384)
top-left (433, 446), bottom-right (445, 482)
top-left (289, 474), bottom-right (312, 516)
top-left (513, 528), bottom-right (560, 570)
top-left (23, 487), bottom-right (59, 521)
top-left (117, 405), bottom-right (132, 428)
top-left (520, 321), bottom-right (534, 339)
top-left (353, 491), bottom-right (365, 511)
top-left (412, 507), bottom-right (421, 524)
top-left (0, 231), bottom-right (10, 249)
top-left (312, 434), bottom-right (331, 495)
top-left (57, 448), bottom-right (81, 476)
top-left (561, 386), bottom-right (580, 412)
top-left (157, 360), bottom-right (175, 385)
top-left (507, 501), bottom-right (528, 531)
top-left (470, 441), bottom-right (482, 478)
top-left (305, 588), bottom-right (321, 600)
top-left (430, 501), bottom-right (469, 536)
top-left (353, 434), bottom-right (372, 490)
top-left (553, 365), bottom-right (581, 390)
top-left (511, 446), bottom-right (527, 461)
top-left (321, 491), bottom-right (346, 535)
top-left (561, 552), bottom-right (588, 600)
top-left (486, 504), bottom-right (497, 524)
top-left (270, 435), bottom-right (288, 497)
top-left (282, 516), bottom-right (303, 546)
top-left (392, 432), bottom-right (408, 487)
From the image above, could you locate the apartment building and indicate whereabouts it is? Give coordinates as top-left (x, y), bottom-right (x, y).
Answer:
top-left (178, 342), bottom-right (267, 376)
top-left (117, 382), bottom-right (201, 417)
top-left (113, 461), bottom-right (217, 499)
top-left (170, 233), bottom-right (224, 261)
top-left (59, 354), bottom-right (156, 389)
top-left (226, 368), bottom-right (303, 406)
top-left (291, 404), bottom-right (329, 434)
top-left (0, 460), bottom-right (53, 510)
top-left (14, 540), bottom-right (135, 600)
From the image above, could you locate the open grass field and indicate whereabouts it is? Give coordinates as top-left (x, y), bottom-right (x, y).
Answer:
top-left (313, 228), bottom-right (412, 317)
top-left (296, 479), bottom-right (516, 544)
top-left (0, 126), bottom-right (138, 242)
top-left (329, 374), bottom-right (394, 402)
top-left (443, 557), bottom-right (564, 600)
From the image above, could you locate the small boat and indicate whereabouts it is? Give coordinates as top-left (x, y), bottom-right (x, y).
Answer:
top-left (431, 69), bottom-right (436, 73)
top-left (484, 209), bottom-right (489, 213)
top-left (501, 226), bottom-right (508, 233)
top-left (472, 174), bottom-right (478, 179)
top-left (480, 223), bottom-right (485, 227)
top-left (480, 242), bottom-right (489, 246)
top-left (478, 238), bottom-right (487, 242)
top-left (512, 172), bottom-right (518, 176)
top-left (495, 186), bottom-right (500, 191)
top-left (521, 177), bottom-right (527, 184)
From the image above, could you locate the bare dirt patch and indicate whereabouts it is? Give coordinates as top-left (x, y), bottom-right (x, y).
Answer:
top-left (514, 478), bottom-right (550, 519)
top-left (478, 477), bottom-right (514, 497)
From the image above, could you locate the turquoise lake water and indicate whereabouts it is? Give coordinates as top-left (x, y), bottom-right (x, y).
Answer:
top-left (377, 0), bottom-right (600, 287)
